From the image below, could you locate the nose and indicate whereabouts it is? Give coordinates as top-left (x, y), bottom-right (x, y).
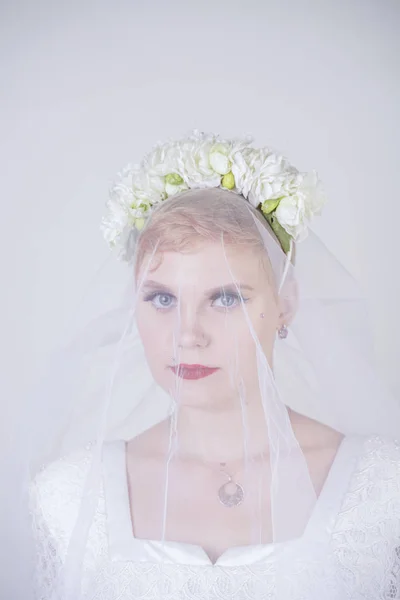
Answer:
top-left (174, 308), bottom-right (210, 350)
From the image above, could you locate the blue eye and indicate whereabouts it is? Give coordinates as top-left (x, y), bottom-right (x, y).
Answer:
top-left (145, 292), bottom-right (176, 310)
top-left (212, 293), bottom-right (241, 309)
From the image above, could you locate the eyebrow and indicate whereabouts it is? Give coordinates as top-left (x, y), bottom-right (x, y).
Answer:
top-left (206, 284), bottom-right (254, 295)
top-left (140, 280), bottom-right (173, 294)
top-left (140, 280), bottom-right (254, 295)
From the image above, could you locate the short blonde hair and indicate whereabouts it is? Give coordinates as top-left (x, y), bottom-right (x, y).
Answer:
top-left (135, 188), bottom-right (279, 270)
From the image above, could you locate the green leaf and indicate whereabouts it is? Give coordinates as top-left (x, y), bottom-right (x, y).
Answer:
top-left (265, 214), bottom-right (292, 254)
top-left (134, 218), bottom-right (146, 231)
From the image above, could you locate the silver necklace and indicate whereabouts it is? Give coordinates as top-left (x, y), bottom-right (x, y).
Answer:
top-left (218, 462), bottom-right (244, 507)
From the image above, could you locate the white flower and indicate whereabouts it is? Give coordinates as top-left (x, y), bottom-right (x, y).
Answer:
top-left (298, 171), bottom-right (326, 218)
top-left (132, 167), bottom-right (166, 205)
top-left (246, 154), bottom-right (296, 208)
top-left (274, 172), bottom-right (326, 241)
top-left (101, 166), bottom-right (135, 246)
top-left (109, 164), bottom-right (135, 205)
top-left (179, 132), bottom-right (223, 188)
top-left (232, 148), bottom-right (292, 202)
top-left (101, 205), bottom-right (126, 248)
top-left (275, 194), bottom-right (308, 241)
top-left (230, 149), bottom-right (254, 197)
top-left (143, 141), bottom-right (182, 178)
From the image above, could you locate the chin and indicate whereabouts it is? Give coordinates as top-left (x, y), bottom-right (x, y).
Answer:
top-left (167, 377), bottom-right (245, 411)
top-left (161, 371), bottom-right (222, 401)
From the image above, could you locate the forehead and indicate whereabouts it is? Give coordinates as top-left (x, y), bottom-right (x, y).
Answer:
top-left (138, 243), bottom-right (272, 291)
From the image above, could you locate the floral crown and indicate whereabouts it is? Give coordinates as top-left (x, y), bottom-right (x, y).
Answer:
top-left (102, 131), bottom-right (326, 262)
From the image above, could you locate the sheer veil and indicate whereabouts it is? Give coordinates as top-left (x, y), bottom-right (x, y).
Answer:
top-left (2, 133), bottom-right (400, 600)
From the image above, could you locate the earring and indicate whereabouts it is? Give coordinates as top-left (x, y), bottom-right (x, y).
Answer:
top-left (278, 324), bottom-right (288, 339)
top-left (260, 313), bottom-right (265, 319)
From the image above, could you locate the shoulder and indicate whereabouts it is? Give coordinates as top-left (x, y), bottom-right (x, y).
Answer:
top-left (29, 443), bottom-right (118, 549)
top-left (29, 446), bottom-right (94, 544)
top-left (333, 436), bottom-right (400, 543)
top-left (357, 434), bottom-right (400, 468)
top-left (342, 434), bottom-right (400, 508)
top-left (355, 434), bottom-right (400, 483)
top-left (31, 439), bottom-right (127, 492)
top-left (31, 444), bottom-right (95, 507)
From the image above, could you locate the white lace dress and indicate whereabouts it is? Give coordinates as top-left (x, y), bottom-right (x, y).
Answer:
top-left (30, 436), bottom-right (400, 599)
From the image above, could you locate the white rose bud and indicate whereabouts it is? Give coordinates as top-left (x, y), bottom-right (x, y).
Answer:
top-left (221, 172), bottom-right (235, 190)
top-left (209, 143), bottom-right (231, 175)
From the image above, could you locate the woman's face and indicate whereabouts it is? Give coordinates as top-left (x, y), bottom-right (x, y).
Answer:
top-left (136, 242), bottom-right (283, 408)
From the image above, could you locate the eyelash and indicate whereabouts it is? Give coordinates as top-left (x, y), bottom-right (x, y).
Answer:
top-left (143, 292), bottom-right (177, 311)
top-left (210, 291), bottom-right (249, 309)
top-left (143, 291), bottom-right (249, 311)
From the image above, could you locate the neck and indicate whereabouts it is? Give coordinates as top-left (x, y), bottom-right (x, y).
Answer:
top-left (171, 399), bottom-right (280, 464)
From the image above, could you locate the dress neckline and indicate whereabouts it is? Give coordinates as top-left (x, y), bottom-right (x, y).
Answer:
top-left (102, 436), bottom-right (364, 567)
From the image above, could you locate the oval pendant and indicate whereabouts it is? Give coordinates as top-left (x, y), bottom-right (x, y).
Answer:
top-left (218, 481), bottom-right (244, 507)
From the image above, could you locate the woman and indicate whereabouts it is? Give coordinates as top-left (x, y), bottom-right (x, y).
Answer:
top-left (23, 133), bottom-right (400, 598)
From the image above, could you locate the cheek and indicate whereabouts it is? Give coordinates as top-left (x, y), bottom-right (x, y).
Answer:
top-left (254, 317), bottom-right (277, 348)
top-left (223, 306), bottom-right (278, 368)
top-left (225, 303), bottom-right (278, 343)
top-left (136, 307), bottom-right (170, 368)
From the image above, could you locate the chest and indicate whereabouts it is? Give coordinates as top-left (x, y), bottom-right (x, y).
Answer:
top-left (127, 457), bottom-right (273, 561)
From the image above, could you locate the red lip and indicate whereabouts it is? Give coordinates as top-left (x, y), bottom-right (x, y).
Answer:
top-left (170, 364), bottom-right (219, 380)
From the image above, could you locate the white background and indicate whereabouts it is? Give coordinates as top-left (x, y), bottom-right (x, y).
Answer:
top-left (1, 0), bottom-right (399, 440)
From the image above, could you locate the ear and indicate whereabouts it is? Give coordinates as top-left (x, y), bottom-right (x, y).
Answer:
top-left (278, 278), bottom-right (299, 327)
